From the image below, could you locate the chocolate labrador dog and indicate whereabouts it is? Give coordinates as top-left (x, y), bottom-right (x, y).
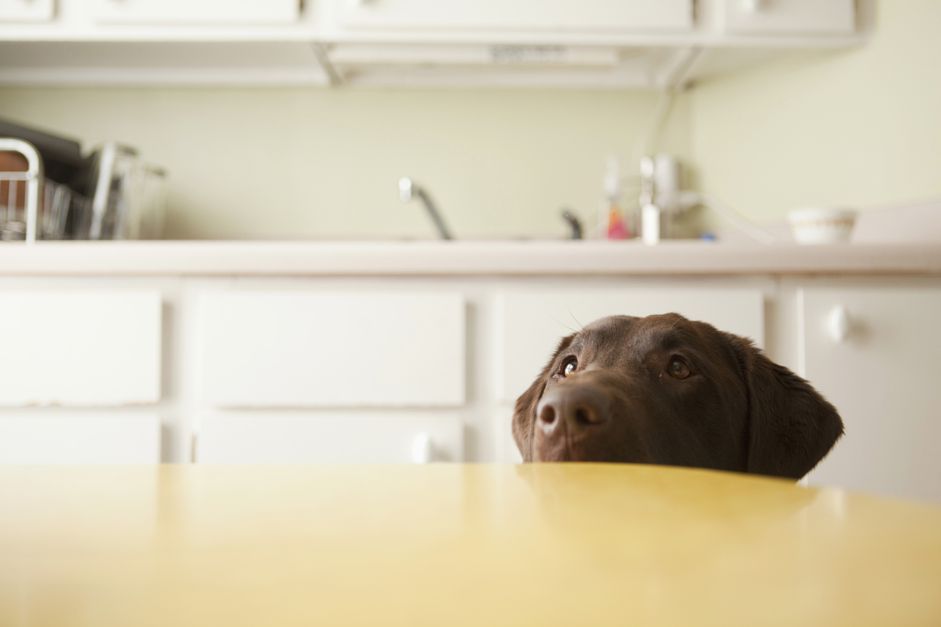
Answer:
top-left (513, 314), bottom-right (844, 479)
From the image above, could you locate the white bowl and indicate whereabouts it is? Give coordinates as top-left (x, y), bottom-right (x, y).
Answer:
top-left (787, 207), bottom-right (858, 245)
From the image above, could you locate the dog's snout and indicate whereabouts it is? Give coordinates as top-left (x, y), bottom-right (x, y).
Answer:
top-left (536, 385), bottom-right (608, 436)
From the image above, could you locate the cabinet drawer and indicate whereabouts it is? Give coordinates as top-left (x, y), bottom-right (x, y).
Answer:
top-left (0, 413), bottom-right (160, 463)
top-left (196, 412), bottom-right (463, 463)
top-left (92, 0), bottom-right (300, 25)
top-left (0, 0), bottom-right (54, 22)
top-left (0, 291), bottom-right (162, 407)
top-left (800, 286), bottom-right (941, 502)
top-left (336, 0), bottom-right (692, 32)
top-left (721, 0), bottom-right (855, 35)
top-left (198, 291), bottom-right (465, 407)
top-left (498, 288), bottom-right (764, 402)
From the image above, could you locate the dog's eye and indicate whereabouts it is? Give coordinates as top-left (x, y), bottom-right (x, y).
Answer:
top-left (667, 356), bottom-right (691, 380)
top-left (560, 357), bottom-right (577, 377)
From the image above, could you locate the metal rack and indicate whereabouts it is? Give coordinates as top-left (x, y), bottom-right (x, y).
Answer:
top-left (0, 138), bottom-right (43, 243)
top-left (0, 137), bottom-right (167, 243)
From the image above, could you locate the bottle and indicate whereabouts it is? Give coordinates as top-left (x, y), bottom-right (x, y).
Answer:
top-left (601, 156), bottom-right (629, 240)
top-left (639, 155), bottom-right (661, 245)
top-left (641, 203), bottom-right (661, 245)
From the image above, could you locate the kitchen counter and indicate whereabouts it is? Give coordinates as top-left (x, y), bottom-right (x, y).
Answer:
top-left (0, 240), bottom-right (940, 276)
top-left (1, 464), bottom-right (940, 626)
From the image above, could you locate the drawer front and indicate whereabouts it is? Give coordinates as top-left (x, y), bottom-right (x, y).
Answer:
top-left (0, 291), bottom-right (162, 406)
top-left (196, 412), bottom-right (463, 463)
top-left (722, 0), bottom-right (855, 35)
top-left (0, 413), bottom-right (161, 463)
top-left (498, 288), bottom-right (764, 402)
top-left (198, 291), bottom-right (465, 407)
top-left (337, 0), bottom-right (692, 32)
top-left (92, 0), bottom-right (299, 24)
top-left (0, 0), bottom-right (54, 22)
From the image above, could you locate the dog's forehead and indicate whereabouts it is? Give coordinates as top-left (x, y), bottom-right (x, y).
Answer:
top-left (579, 313), bottom-right (699, 351)
top-left (581, 315), bottom-right (635, 335)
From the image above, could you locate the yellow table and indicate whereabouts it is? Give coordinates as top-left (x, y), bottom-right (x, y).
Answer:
top-left (2, 464), bottom-right (940, 626)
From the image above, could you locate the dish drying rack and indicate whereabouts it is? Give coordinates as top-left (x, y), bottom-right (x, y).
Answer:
top-left (0, 137), bottom-right (167, 243)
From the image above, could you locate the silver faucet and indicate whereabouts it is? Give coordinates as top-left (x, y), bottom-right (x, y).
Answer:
top-left (398, 177), bottom-right (453, 240)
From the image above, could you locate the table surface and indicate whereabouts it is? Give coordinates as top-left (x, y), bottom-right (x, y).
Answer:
top-left (2, 464), bottom-right (940, 626)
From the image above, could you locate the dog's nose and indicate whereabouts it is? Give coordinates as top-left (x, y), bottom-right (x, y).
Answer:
top-left (536, 385), bottom-right (608, 436)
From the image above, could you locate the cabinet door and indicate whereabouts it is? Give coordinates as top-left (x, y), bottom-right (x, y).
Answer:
top-left (198, 291), bottom-right (465, 408)
top-left (0, 291), bottom-right (162, 407)
top-left (721, 0), bottom-right (854, 35)
top-left (0, 413), bottom-right (160, 463)
top-left (498, 287), bottom-right (764, 403)
top-left (801, 286), bottom-right (941, 502)
top-left (0, 0), bottom-right (54, 22)
top-left (92, 0), bottom-right (300, 25)
top-left (196, 412), bottom-right (462, 463)
top-left (337, 0), bottom-right (692, 32)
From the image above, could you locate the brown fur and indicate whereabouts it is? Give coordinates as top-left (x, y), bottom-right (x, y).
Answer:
top-left (513, 314), bottom-right (843, 480)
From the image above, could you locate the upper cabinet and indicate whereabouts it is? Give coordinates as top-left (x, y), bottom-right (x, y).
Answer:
top-left (720, 0), bottom-right (855, 35)
top-left (0, 0), bottom-right (866, 88)
top-left (91, 0), bottom-right (301, 25)
top-left (334, 0), bottom-right (693, 33)
top-left (0, 0), bottom-right (54, 22)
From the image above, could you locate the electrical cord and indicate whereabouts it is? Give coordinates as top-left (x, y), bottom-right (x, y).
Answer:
top-left (695, 193), bottom-right (779, 244)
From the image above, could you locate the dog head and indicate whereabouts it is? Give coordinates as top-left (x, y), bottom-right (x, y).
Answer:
top-left (512, 314), bottom-right (843, 479)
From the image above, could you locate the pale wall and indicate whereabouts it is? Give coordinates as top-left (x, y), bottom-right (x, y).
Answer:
top-left (0, 87), bottom-right (688, 239)
top-left (687, 0), bottom-right (941, 221)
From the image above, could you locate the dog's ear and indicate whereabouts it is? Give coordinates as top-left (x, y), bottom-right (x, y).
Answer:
top-left (513, 334), bottom-right (574, 461)
top-left (724, 333), bottom-right (844, 479)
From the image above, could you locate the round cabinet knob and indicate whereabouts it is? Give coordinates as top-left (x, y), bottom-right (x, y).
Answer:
top-left (828, 306), bottom-right (852, 343)
top-left (411, 432), bottom-right (433, 464)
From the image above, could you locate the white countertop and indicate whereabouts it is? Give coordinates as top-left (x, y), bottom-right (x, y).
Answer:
top-left (0, 240), bottom-right (940, 276)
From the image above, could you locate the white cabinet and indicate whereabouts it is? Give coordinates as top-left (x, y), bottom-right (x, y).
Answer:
top-left (721, 0), bottom-right (855, 35)
top-left (197, 291), bottom-right (465, 408)
top-left (801, 286), bottom-right (941, 502)
top-left (0, 291), bottom-right (162, 407)
top-left (196, 412), bottom-right (463, 463)
top-left (4, 273), bottom-right (935, 475)
top-left (92, 0), bottom-right (300, 25)
top-left (335, 0), bottom-right (693, 32)
top-left (0, 0), bottom-right (861, 87)
top-left (498, 287), bottom-right (764, 403)
top-left (0, 413), bottom-right (161, 463)
top-left (0, 0), bottom-right (54, 22)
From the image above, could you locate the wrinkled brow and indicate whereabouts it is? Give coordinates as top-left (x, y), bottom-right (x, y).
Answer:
top-left (620, 323), bottom-right (712, 362)
top-left (654, 328), bottom-right (699, 351)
